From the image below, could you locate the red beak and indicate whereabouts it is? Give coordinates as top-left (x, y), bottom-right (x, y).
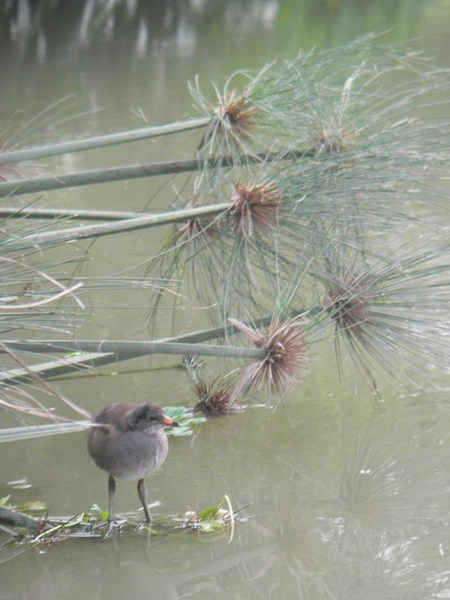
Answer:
top-left (162, 414), bottom-right (179, 427)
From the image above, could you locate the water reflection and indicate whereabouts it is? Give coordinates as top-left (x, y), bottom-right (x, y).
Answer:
top-left (1, 0), bottom-right (283, 61)
top-left (2, 0), bottom-right (447, 64)
top-left (1, 404), bottom-right (449, 599)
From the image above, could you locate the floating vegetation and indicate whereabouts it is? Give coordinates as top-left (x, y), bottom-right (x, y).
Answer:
top-left (173, 495), bottom-right (237, 540)
top-left (162, 405), bottom-right (206, 435)
top-left (0, 495), bottom-right (240, 543)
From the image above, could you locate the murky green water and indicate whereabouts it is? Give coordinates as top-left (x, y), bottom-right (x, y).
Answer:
top-left (1, 1), bottom-right (450, 598)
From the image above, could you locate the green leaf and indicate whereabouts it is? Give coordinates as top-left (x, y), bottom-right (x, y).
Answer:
top-left (163, 406), bottom-right (206, 436)
top-left (199, 506), bottom-right (219, 519)
top-left (163, 405), bottom-right (190, 419)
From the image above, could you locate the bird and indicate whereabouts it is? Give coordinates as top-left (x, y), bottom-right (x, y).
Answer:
top-left (87, 402), bottom-right (179, 523)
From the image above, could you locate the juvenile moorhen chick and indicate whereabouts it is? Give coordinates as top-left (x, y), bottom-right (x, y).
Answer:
top-left (87, 402), bottom-right (178, 523)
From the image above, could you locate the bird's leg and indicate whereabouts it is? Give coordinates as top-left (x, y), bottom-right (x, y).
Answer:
top-left (108, 474), bottom-right (116, 523)
top-left (137, 478), bottom-right (151, 523)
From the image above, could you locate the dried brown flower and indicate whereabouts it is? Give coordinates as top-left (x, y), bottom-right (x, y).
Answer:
top-left (324, 277), bottom-right (374, 337)
top-left (193, 379), bottom-right (241, 416)
top-left (309, 124), bottom-right (356, 155)
top-left (198, 89), bottom-right (259, 151)
top-left (230, 181), bottom-right (281, 237)
top-left (230, 317), bottom-right (308, 395)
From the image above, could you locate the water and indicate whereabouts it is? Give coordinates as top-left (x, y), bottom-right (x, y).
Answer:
top-left (1, 1), bottom-right (450, 598)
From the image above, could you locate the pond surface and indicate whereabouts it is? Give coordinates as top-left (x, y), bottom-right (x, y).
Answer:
top-left (1, 1), bottom-right (450, 599)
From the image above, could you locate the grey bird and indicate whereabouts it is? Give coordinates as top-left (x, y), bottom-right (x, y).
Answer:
top-left (87, 402), bottom-right (179, 523)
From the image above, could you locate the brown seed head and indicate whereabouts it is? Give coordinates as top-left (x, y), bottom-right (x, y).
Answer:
top-left (309, 124), bottom-right (356, 155)
top-left (193, 379), bottom-right (241, 416)
top-left (230, 317), bottom-right (309, 394)
top-left (215, 90), bottom-right (259, 141)
top-left (230, 181), bottom-right (281, 237)
top-left (324, 276), bottom-right (374, 335)
top-left (198, 90), bottom-right (259, 151)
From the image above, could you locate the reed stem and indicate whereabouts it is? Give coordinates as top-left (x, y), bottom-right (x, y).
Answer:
top-left (0, 117), bottom-right (210, 166)
top-left (0, 150), bottom-right (308, 198)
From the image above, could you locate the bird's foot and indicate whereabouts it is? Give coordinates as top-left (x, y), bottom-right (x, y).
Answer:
top-left (101, 516), bottom-right (126, 537)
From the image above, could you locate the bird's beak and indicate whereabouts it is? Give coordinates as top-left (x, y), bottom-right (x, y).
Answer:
top-left (162, 415), bottom-right (180, 427)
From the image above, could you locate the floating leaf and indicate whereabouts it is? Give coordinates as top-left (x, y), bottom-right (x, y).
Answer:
top-left (163, 406), bottom-right (206, 436)
top-left (199, 506), bottom-right (221, 520)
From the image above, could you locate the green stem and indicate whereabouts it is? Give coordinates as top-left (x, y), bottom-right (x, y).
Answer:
top-left (0, 158), bottom-right (202, 197)
top-left (0, 309), bottom-right (315, 385)
top-left (22, 202), bottom-right (231, 244)
top-left (0, 117), bottom-right (210, 166)
top-left (0, 337), bottom-right (265, 386)
top-left (0, 207), bottom-right (149, 221)
top-left (0, 318), bottom-right (276, 385)
top-left (0, 150), bottom-right (309, 198)
top-left (1, 339), bottom-right (264, 359)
